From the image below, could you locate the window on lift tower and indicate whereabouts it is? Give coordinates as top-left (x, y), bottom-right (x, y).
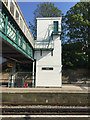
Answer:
top-left (53, 21), bottom-right (58, 32)
top-left (42, 67), bottom-right (53, 70)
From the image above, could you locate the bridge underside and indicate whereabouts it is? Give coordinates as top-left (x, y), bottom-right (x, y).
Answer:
top-left (2, 37), bottom-right (33, 63)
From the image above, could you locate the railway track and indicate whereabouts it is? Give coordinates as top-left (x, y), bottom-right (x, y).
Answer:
top-left (2, 106), bottom-right (90, 115)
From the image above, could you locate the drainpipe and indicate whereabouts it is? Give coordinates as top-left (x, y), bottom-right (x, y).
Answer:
top-left (32, 61), bottom-right (35, 87)
top-left (11, 65), bottom-right (15, 88)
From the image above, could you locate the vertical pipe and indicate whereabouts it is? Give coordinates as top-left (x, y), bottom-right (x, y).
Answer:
top-left (8, 72), bottom-right (11, 88)
top-left (11, 65), bottom-right (15, 88)
top-left (11, 67), bottom-right (13, 88)
top-left (32, 61), bottom-right (35, 87)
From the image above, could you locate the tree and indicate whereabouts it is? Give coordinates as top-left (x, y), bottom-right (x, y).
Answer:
top-left (63, 2), bottom-right (89, 45)
top-left (29, 2), bottom-right (63, 40)
top-left (62, 2), bottom-right (89, 69)
top-left (62, 42), bottom-right (88, 69)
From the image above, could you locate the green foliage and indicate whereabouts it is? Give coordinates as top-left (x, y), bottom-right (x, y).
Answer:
top-left (29, 2), bottom-right (63, 40)
top-left (29, 2), bottom-right (89, 69)
top-left (2, 68), bottom-right (11, 72)
top-left (62, 2), bottom-right (89, 69)
top-left (62, 42), bottom-right (88, 69)
top-left (62, 2), bottom-right (90, 44)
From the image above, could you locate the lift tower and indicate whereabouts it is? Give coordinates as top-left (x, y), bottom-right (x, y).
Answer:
top-left (34, 17), bottom-right (62, 87)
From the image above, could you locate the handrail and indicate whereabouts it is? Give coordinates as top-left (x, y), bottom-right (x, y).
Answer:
top-left (2, 0), bottom-right (34, 47)
top-left (34, 40), bottom-right (54, 50)
top-left (0, 9), bottom-right (34, 60)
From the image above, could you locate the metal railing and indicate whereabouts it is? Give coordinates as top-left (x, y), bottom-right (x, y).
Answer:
top-left (34, 23), bottom-right (61, 50)
top-left (2, 0), bottom-right (34, 47)
top-left (35, 24), bottom-right (54, 50)
top-left (0, 9), bottom-right (34, 60)
top-left (8, 72), bottom-right (35, 88)
top-left (34, 40), bottom-right (54, 50)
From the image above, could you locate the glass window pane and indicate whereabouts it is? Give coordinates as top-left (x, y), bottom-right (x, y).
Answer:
top-left (24, 25), bottom-right (25, 32)
top-left (42, 67), bottom-right (53, 70)
top-left (10, 0), bottom-right (14, 16)
top-left (4, 0), bottom-right (8, 6)
top-left (16, 10), bottom-right (19, 23)
top-left (20, 17), bottom-right (23, 28)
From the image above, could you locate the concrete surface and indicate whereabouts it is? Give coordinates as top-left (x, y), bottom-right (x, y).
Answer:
top-left (1, 84), bottom-right (89, 106)
top-left (0, 115), bottom-right (89, 120)
top-left (0, 84), bottom-right (89, 93)
top-left (1, 118), bottom-right (89, 120)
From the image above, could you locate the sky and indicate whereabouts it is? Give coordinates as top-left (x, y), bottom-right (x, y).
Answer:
top-left (18, 2), bottom-right (77, 26)
top-left (2, 2), bottom-right (79, 63)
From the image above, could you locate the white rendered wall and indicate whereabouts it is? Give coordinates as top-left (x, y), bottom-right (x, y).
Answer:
top-left (35, 17), bottom-right (62, 87)
top-left (37, 17), bottom-right (61, 41)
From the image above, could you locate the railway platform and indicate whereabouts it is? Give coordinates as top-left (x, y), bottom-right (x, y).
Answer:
top-left (1, 83), bottom-right (89, 93)
top-left (1, 84), bottom-right (89, 106)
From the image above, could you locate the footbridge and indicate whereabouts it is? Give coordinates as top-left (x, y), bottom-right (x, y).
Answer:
top-left (0, 0), bottom-right (34, 63)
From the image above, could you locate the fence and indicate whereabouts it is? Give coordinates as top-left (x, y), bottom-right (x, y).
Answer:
top-left (0, 72), bottom-right (35, 88)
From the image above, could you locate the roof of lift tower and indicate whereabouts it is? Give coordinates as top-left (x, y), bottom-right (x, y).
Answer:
top-left (36, 17), bottom-right (61, 20)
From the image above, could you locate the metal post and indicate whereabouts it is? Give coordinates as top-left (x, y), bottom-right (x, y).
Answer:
top-left (5, 16), bottom-right (8, 35)
top-left (16, 31), bottom-right (19, 45)
top-left (8, 73), bottom-right (11, 88)
top-left (26, 43), bottom-right (28, 54)
top-left (11, 65), bottom-right (16, 88)
top-left (11, 71), bottom-right (14, 88)
top-left (21, 36), bottom-right (23, 48)
top-left (32, 61), bottom-right (35, 87)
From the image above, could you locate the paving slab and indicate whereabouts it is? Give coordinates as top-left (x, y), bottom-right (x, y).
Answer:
top-left (0, 84), bottom-right (89, 93)
top-left (1, 85), bottom-right (89, 106)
